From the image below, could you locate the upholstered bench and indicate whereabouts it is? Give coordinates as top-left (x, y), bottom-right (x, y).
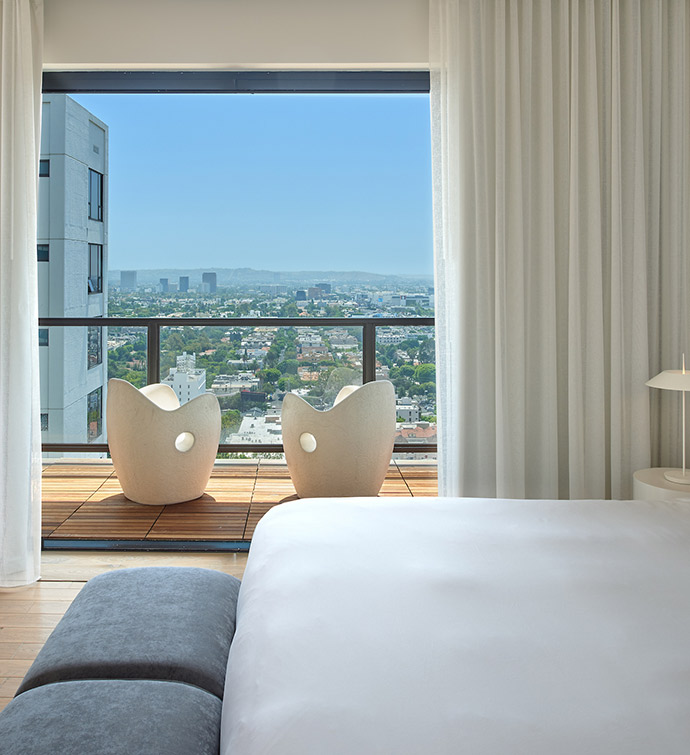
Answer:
top-left (0, 567), bottom-right (241, 755)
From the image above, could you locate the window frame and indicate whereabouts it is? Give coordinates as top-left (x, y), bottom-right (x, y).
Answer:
top-left (88, 168), bottom-right (104, 221)
top-left (39, 159), bottom-right (50, 177)
top-left (88, 243), bottom-right (103, 294)
top-left (42, 71), bottom-right (429, 95)
top-left (37, 243), bottom-right (49, 262)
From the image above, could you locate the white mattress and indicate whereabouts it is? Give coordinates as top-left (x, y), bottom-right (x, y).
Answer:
top-left (220, 497), bottom-right (690, 754)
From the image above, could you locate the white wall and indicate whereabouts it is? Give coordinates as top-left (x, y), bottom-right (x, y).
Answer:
top-left (44, 0), bottom-right (429, 71)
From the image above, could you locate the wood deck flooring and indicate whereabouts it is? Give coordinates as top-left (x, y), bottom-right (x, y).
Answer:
top-left (41, 460), bottom-right (438, 543)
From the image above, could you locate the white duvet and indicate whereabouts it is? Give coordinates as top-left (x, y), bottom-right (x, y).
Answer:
top-left (220, 497), bottom-right (690, 754)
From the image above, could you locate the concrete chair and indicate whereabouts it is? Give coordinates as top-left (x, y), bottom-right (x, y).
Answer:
top-left (106, 378), bottom-right (221, 505)
top-left (281, 380), bottom-right (396, 498)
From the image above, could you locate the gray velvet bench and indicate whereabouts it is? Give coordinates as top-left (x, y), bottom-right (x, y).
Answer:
top-left (0, 567), bottom-right (241, 755)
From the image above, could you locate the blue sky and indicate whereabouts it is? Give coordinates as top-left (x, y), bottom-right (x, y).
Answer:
top-left (73, 94), bottom-right (433, 276)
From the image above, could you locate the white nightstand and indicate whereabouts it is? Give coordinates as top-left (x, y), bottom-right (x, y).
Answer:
top-left (633, 468), bottom-right (690, 501)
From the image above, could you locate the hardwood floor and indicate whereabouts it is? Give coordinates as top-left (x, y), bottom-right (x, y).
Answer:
top-left (0, 461), bottom-right (437, 711)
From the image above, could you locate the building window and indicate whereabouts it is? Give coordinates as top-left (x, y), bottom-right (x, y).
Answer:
top-left (87, 325), bottom-right (102, 368)
top-left (88, 168), bottom-right (103, 220)
top-left (37, 244), bottom-right (49, 262)
top-left (39, 328), bottom-right (49, 346)
top-left (40, 413), bottom-right (49, 432)
top-left (87, 387), bottom-right (102, 441)
top-left (39, 159), bottom-right (50, 177)
top-left (88, 244), bottom-right (103, 294)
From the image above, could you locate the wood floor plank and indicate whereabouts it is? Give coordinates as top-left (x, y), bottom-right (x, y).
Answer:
top-left (0, 659), bottom-right (33, 677)
top-left (0, 614), bottom-right (63, 629)
top-left (0, 627), bottom-right (56, 643)
top-left (0, 643), bottom-right (43, 661)
top-left (0, 677), bottom-right (22, 697)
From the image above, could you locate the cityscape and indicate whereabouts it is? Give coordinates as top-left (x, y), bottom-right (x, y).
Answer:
top-left (106, 272), bottom-right (437, 454)
top-left (37, 94), bottom-right (436, 457)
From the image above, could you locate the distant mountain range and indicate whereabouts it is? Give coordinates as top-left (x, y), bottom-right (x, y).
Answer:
top-left (109, 267), bottom-right (434, 288)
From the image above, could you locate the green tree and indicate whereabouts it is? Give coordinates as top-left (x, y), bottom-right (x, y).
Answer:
top-left (260, 367), bottom-right (281, 387)
top-left (414, 363), bottom-right (436, 383)
top-left (278, 359), bottom-right (299, 375)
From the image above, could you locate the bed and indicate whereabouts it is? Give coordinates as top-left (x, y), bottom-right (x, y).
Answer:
top-left (220, 497), bottom-right (690, 754)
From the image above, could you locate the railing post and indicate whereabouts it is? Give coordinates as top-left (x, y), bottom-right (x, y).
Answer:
top-left (362, 322), bottom-right (376, 383)
top-left (147, 321), bottom-right (160, 385)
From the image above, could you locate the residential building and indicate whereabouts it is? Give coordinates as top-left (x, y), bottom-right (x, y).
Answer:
top-left (38, 94), bottom-right (108, 448)
top-left (396, 397), bottom-right (420, 422)
top-left (162, 352), bottom-right (206, 405)
top-left (229, 414), bottom-right (282, 445)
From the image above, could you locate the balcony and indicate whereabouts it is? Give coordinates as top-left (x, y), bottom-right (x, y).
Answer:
top-left (39, 315), bottom-right (437, 547)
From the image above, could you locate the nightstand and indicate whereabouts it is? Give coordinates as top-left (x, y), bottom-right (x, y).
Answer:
top-left (633, 468), bottom-right (690, 501)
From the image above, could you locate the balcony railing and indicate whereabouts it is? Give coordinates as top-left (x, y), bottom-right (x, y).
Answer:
top-left (39, 316), bottom-right (436, 455)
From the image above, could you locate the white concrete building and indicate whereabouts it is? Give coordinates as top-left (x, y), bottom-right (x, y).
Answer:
top-left (38, 94), bottom-right (108, 448)
top-left (396, 397), bottom-right (420, 422)
top-left (163, 352), bottom-right (207, 405)
top-left (229, 414), bottom-right (283, 445)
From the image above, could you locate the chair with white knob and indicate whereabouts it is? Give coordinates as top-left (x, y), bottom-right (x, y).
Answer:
top-left (106, 378), bottom-right (221, 505)
top-left (281, 380), bottom-right (396, 498)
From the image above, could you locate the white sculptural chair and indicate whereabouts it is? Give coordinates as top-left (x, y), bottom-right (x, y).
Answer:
top-left (281, 380), bottom-right (396, 498)
top-left (106, 378), bottom-right (221, 505)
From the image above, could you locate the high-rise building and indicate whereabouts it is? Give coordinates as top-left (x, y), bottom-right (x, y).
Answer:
top-left (316, 283), bottom-right (332, 294)
top-left (179, 276), bottom-right (189, 292)
top-left (295, 290), bottom-right (307, 301)
top-left (120, 270), bottom-right (137, 291)
top-left (307, 287), bottom-right (322, 300)
top-left (38, 95), bottom-right (108, 448)
top-left (159, 278), bottom-right (169, 293)
top-left (202, 272), bottom-right (217, 293)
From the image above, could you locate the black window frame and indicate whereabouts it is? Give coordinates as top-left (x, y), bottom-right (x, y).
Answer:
top-left (88, 244), bottom-right (103, 294)
top-left (88, 168), bottom-right (103, 221)
top-left (42, 71), bottom-right (429, 95)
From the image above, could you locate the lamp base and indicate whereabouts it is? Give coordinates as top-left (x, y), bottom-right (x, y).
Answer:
top-left (663, 469), bottom-right (690, 485)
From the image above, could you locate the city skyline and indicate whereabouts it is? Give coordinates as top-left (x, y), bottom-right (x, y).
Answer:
top-left (72, 93), bottom-right (433, 276)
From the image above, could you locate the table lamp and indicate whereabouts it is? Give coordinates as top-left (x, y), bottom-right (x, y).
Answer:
top-left (646, 355), bottom-right (690, 484)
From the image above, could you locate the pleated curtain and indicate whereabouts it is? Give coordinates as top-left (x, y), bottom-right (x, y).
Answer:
top-left (0, 0), bottom-right (43, 586)
top-left (430, 0), bottom-right (690, 500)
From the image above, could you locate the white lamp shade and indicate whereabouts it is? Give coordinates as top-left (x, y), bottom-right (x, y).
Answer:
top-left (646, 371), bottom-right (690, 392)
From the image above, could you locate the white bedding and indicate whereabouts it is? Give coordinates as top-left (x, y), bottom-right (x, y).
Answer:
top-left (220, 497), bottom-right (690, 754)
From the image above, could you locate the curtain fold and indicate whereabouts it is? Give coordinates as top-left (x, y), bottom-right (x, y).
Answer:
top-left (0, 0), bottom-right (43, 586)
top-left (431, 0), bottom-right (689, 500)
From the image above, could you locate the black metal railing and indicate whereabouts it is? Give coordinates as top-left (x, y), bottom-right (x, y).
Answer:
top-left (39, 316), bottom-right (437, 455)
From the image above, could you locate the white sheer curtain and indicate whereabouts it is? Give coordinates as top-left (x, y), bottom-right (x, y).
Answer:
top-left (0, 0), bottom-right (43, 586)
top-left (431, 0), bottom-right (690, 500)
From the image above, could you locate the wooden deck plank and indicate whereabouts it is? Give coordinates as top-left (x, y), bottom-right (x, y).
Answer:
top-left (42, 462), bottom-right (437, 542)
